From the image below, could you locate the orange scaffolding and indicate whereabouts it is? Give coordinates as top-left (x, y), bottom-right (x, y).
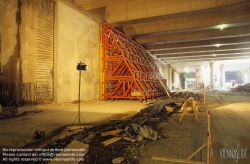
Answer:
top-left (101, 22), bottom-right (170, 100)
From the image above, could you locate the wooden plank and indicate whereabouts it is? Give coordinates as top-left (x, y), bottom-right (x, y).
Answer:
top-left (122, 136), bottom-right (135, 142)
top-left (186, 143), bottom-right (207, 162)
top-left (102, 137), bottom-right (123, 146)
top-left (110, 119), bottom-right (124, 123)
top-left (101, 129), bottom-right (124, 136)
top-left (146, 117), bottom-right (160, 122)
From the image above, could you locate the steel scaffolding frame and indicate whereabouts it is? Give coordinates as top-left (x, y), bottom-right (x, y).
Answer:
top-left (101, 22), bottom-right (170, 100)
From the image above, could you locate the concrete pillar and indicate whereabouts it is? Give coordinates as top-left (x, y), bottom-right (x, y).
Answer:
top-left (242, 68), bottom-right (250, 84)
top-left (210, 61), bottom-right (214, 90)
top-left (169, 66), bottom-right (173, 90)
top-left (195, 65), bottom-right (202, 89)
top-left (173, 71), bottom-right (180, 89)
top-left (167, 64), bottom-right (172, 87)
top-left (220, 64), bottom-right (225, 88)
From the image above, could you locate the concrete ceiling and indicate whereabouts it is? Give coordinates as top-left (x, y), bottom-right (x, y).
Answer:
top-left (71, 0), bottom-right (250, 73)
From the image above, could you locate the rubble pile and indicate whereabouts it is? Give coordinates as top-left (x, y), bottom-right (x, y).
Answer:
top-left (231, 83), bottom-right (250, 92)
top-left (82, 92), bottom-right (203, 163)
top-left (17, 91), bottom-right (202, 164)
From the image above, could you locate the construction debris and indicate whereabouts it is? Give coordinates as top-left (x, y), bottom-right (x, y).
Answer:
top-left (112, 157), bottom-right (124, 164)
top-left (146, 117), bottom-right (160, 122)
top-left (125, 123), bottom-right (158, 141)
top-left (101, 129), bottom-right (125, 137)
top-left (17, 91), bottom-right (203, 164)
top-left (165, 106), bottom-right (174, 112)
top-left (231, 83), bottom-right (250, 92)
top-left (102, 136), bottom-right (125, 146)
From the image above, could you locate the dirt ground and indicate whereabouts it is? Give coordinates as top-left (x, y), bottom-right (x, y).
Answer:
top-left (1, 90), bottom-right (250, 164)
top-left (137, 91), bottom-right (250, 164)
top-left (80, 91), bottom-right (250, 164)
top-left (207, 91), bottom-right (250, 164)
top-left (0, 100), bottom-right (146, 149)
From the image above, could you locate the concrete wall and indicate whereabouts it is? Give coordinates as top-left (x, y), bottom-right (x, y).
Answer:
top-left (0, 0), bottom-right (19, 83)
top-left (57, 1), bottom-right (100, 103)
top-left (20, 2), bottom-right (37, 84)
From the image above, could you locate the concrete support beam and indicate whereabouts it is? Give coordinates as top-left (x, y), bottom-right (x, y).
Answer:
top-left (72, 0), bottom-right (134, 10)
top-left (146, 36), bottom-right (250, 51)
top-left (59, 0), bottom-right (105, 23)
top-left (157, 49), bottom-right (250, 58)
top-left (161, 55), bottom-right (250, 63)
top-left (152, 43), bottom-right (250, 56)
top-left (137, 26), bottom-right (250, 45)
top-left (106, 0), bottom-right (250, 26)
top-left (122, 7), bottom-right (250, 37)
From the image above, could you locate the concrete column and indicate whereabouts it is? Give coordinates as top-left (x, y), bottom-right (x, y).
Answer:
top-left (167, 64), bottom-right (172, 87)
top-left (195, 65), bottom-right (202, 89)
top-left (220, 64), bottom-right (225, 88)
top-left (169, 66), bottom-right (173, 90)
top-left (210, 61), bottom-right (214, 90)
top-left (173, 71), bottom-right (180, 89)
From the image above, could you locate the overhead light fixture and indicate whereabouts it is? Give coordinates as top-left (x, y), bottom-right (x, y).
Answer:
top-left (213, 54), bottom-right (216, 57)
top-left (220, 24), bottom-right (224, 30)
top-left (215, 44), bottom-right (220, 47)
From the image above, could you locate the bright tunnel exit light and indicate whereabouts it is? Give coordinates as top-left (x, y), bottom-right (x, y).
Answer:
top-left (184, 67), bottom-right (189, 72)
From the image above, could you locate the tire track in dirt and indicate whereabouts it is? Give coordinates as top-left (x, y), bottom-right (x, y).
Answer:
top-left (214, 95), bottom-right (228, 106)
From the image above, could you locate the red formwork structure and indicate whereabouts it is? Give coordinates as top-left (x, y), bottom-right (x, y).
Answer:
top-left (101, 22), bottom-right (171, 100)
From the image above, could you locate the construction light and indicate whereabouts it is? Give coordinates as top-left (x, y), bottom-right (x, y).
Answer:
top-left (77, 62), bottom-right (88, 71)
